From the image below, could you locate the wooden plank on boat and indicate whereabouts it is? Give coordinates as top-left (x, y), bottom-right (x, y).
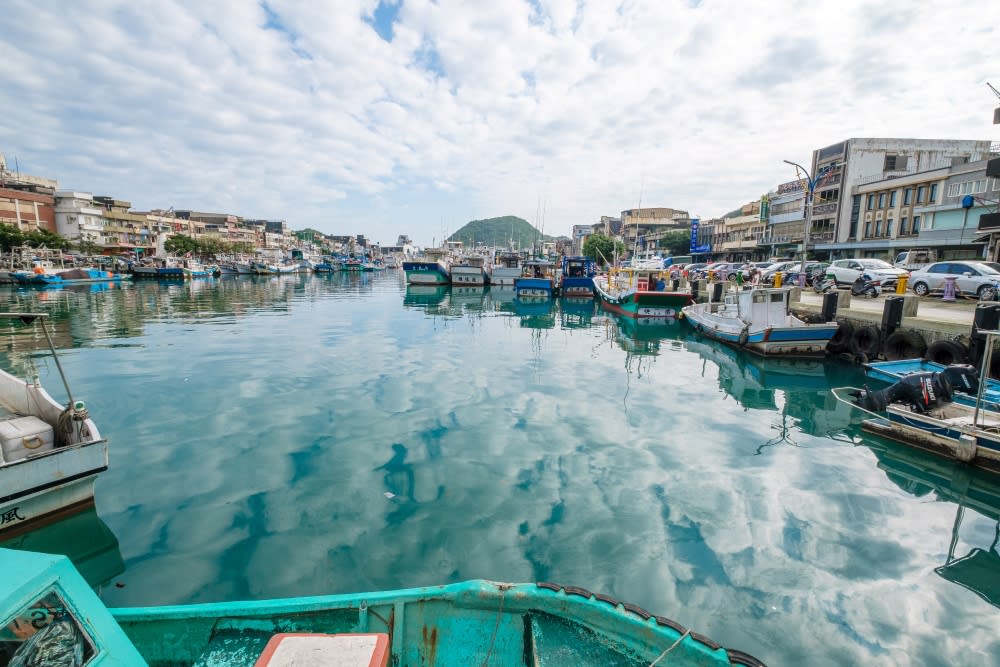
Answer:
top-left (254, 633), bottom-right (389, 667)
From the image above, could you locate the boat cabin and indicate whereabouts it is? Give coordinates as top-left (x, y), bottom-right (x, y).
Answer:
top-left (717, 288), bottom-right (789, 325)
top-left (561, 256), bottom-right (595, 278)
top-left (521, 260), bottom-right (554, 279)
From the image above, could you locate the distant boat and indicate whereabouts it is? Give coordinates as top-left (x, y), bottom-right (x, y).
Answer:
top-left (559, 256), bottom-right (596, 297)
top-left (403, 248), bottom-right (451, 285)
top-left (682, 287), bottom-right (837, 357)
top-left (12, 266), bottom-right (126, 286)
top-left (0, 550), bottom-right (766, 667)
top-left (514, 259), bottom-right (556, 298)
top-left (491, 251), bottom-right (522, 286)
top-left (450, 255), bottom-right (489, 285)
top-left (594, 267), bottom-right (692, 319)
top-left (0, 312), bottom-right (107, 536)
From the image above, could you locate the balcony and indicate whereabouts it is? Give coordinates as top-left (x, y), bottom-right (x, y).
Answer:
top-left (811, 202), bottom-right (838, 216)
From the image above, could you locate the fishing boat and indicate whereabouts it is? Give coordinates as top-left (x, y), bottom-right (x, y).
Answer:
top-left (864, 358), bottom-right (1000, 412)
top-left (11, 266), bottom-right (126, 286)
top-left (491, 252), bottom-right (522, 286)
top-left (0, 313), bottom-right (107, 536)
top-left (841, 337), bottom-right (1000, 473)
top-left (513, 259), bottom-right (556, 298)
top-left (0, 550), bottom-right (766, 667)
top-left (450, 255), bottom-right (489, 285)
top-left (559, 256), bottom-right (596, 297)
top-left (594, 267), bottom-right (693, 319)
top-left (682, 287), bottom-right (837, 357)
top-left (403, 248), bottom-right (451, 285)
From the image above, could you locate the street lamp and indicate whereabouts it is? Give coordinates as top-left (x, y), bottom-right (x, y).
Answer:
top-left (783, 159), bottom-right (818, 286)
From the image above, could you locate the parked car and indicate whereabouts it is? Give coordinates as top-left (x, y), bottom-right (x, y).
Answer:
top-left (909, 261), bottom-right (1000, 300)
top-left (682, 262), bottom-right (709, 278)
top-left (826, 258), bottom-right (908, 288)
top-left (894, 248), bottom-right (936, 271)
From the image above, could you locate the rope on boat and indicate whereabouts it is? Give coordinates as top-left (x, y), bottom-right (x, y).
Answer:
top-left (830, 387), bottom-right (883, 420)
top-left (480, 585), bottom-right (505, 667)
top-left (648, 629), bottom-right (691, 666)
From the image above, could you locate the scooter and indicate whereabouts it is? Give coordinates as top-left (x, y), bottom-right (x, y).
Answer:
top-left (813, 272), bottom-right (837, 294)
top-left (851, 272), bottom-right (882, 298)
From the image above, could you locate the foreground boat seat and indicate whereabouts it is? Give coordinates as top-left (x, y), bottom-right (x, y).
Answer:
top-left (254, 633), bottom-right (389, 667)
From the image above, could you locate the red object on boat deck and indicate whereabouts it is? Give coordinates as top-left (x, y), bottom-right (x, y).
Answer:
top-left (253, 633), bottom-right (390, 667)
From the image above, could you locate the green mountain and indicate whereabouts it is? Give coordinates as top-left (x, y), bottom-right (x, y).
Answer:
top-left (447, 215), bottom-right (553, 249)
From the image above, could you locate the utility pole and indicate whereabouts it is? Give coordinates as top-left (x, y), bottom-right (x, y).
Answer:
top-left (783, 159), bottom-right (821, 285)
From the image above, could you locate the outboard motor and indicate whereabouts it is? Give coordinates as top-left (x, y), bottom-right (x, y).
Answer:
top-left (853, 371), bottom-right (954, 414)
top-left (938, 364), bottom-right (979, 396)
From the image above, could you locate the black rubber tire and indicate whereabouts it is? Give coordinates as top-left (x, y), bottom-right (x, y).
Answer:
top-left (979, 284), bottom-right (999, 301)
top-left (912, 281), bottom-right (930, 296)
top-left (827, 321), bottom-right (855, 354)
top-left (882, 330), bottom-right (927, 361)
top-left (849, 325), bottom-right (881, 358)
top-left (923, 339), bottom-right (968, 365)
top-left (990, 352), bottom-right (1000, 379)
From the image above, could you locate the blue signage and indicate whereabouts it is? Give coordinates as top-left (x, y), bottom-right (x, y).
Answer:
top-left (689, 218), bottom-right (711, 254)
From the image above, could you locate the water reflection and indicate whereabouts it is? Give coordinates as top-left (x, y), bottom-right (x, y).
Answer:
top-left (868, 439), bottom-right (1000, 608)
top-left (0, 505), bottom-right (124, 592)
top-left (558, 297), bottom-right (596, 329)
top-left (512, 297), bottom-right (555, 330)
top-left (403, 285), bottom-right (450, 310)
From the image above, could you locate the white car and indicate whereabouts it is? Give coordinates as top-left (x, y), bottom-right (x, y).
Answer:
top-left (826, 258), bottom-right (908, 288)
top-left (909, 261), bottom-right (1000, 300)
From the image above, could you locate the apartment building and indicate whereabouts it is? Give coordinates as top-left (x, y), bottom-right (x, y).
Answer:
top-left (54, 192), bottom-right (106, 246)
top-left (0, 184), bottom-right (56, 233)
top-left (810, 138), bottom-right (993, 258)
top-left (918, 159), bottom-right (1000, 259)
top-left (762, 180), bottom-right (806, 258)
top-left (719, 201), bottom-right (766, 261)
top-left (619, 207), bottom-right (689, 255)
top-left (851, 168), bottom-right (950, 258)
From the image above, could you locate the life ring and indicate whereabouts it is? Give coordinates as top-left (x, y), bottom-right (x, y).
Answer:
top-left (882, 330), bottom-right (927, 361)
top-left (848, 325), bottom-right (881, 359)
top-left (23, 435), bottom-right (45, 449)
top-left (924, 339), bottom-right (968, 366)
top-left (827, 321), bottom-right (854, 354)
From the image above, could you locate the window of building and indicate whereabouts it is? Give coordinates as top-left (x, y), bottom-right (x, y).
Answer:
top-left (951, 155), bottom-right (970, 167)
top-left (866, 194), bottom-right (875, 210)
top-left (875, 220), bottom-right (882, 236)
top-left (889, 191), bottom-right (897, 207)
top-left (900, 216), bottom-right (909, 235)
top-left (884, 155), bottom-right (908, 171)
top-left (929, 184), bottom-right (938, 202)
top-left (878, 193), bottom-right (886, 208)
top-left (916, 186), bottom-right (926, 203)
top-left (886, 218), bottom-right (894, 237)
top-left (903, 188), bottom-right (912, 205)
top-left (913, 215), bottom-right (921, 232)
top-left (864, 221), bottom-right (872, 237)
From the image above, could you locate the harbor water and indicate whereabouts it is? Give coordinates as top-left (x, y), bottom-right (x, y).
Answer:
top-left (1, 272), bottom-right (998, 666)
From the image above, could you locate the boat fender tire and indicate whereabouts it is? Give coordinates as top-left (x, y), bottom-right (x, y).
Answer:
top-left (848, 325), bottom-right (881, 359)
top-left (738, 328), bottom-right (749, 347)
top-left (989, 353), bottom-right (1000, 380)
top-left (923, 340), bottom-right (968, 366)
top-left (827, 321), bottom-right (854, 354)
top-left (882, 330), bottom-right (927, 361)
top-left (853, 353), bottom-right (868, 365)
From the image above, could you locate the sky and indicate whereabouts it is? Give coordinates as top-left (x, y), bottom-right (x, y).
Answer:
top-left (1, 0), bottom-right (998, 246)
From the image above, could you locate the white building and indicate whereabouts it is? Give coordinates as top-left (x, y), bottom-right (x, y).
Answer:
top-left (54, 192), bottom-right (105, 247)
top-left (809, 138), bottom-right (994, 257)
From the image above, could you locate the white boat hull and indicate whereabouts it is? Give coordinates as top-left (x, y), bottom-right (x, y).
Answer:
top-left (491, 268), bottom-right (521, 286)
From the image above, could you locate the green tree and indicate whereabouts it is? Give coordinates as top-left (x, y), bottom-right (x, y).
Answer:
top-left (75, 235), bottom-right (102, 255)
top-left (164, 234), bottom-right (198, 255)
top-left (0, 224), bottom-right (25, 252)
top-left (24, 228), bottom-right (70, 250)
top-left (583, 233), bottom-right (625, 266)
top-left (658, 230), bottom-right (691, 257)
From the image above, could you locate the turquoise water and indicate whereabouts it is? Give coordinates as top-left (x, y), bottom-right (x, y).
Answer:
top-left (2, 273), bottom-right (999, 666)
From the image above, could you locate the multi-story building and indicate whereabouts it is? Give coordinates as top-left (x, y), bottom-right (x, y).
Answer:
top-left (810, 138), bottom-right (994, 258)
top-left (619, 207), bottom-right (689, 255)
top-left (720, 201), bottom-right (765, 261)
top-left (918, 159), bottom-right (1000, 260)
top-left (762, 180), bottom-right (806, 259)
top-left (1, 184), bottom-right (57, 233)
top-left (54, 192), bottom-right (105, 248)
top-left (93, 196), bottom-right (157, 255)
top-left (571, 224), bottom-right (591, 255)
top-left (850, 168), bottom-right (950, 258)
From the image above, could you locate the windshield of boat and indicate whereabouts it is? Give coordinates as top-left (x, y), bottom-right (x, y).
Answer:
top-left (858, 259), bottom-right (893, 269)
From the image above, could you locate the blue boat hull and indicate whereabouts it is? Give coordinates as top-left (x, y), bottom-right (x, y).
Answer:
top-left (560, 276), bottom-right (595, 297)
top-left (514, 277), bottom-right (554, 298)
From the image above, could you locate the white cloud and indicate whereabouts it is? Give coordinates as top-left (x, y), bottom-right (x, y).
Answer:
top-left (0, 0), bottom-right (997, 244)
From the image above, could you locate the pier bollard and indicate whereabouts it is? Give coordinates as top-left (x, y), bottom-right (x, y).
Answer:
top-left (821, 291), bottom-right (839, 322)
top-left (970, 302), bottom-right (1000, 363)
top-left (882, 296), bottom-right (905, 336)
top-left (943, 276), bottom-right (958, 302)
top-left (689, 279), bottom-right (701, 297)
top-left (671, 278), bottom-right (680, 291)
top-left (711, 282), bottom-right (724, 302)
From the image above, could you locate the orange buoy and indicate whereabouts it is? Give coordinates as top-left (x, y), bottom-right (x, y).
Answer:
top-left (33, 266), bottom-right (45, 275)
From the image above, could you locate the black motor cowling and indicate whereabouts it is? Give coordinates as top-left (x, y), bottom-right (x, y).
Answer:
top-left (853, 371), bottom-right (954, 414)
top-left (937, 364), bottom-right (979, 395)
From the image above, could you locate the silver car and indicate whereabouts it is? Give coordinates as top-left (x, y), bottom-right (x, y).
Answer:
top-left (826, 258), bottom-right (908, 287)
top-left (909, 261), bottom-right (1000, 299)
